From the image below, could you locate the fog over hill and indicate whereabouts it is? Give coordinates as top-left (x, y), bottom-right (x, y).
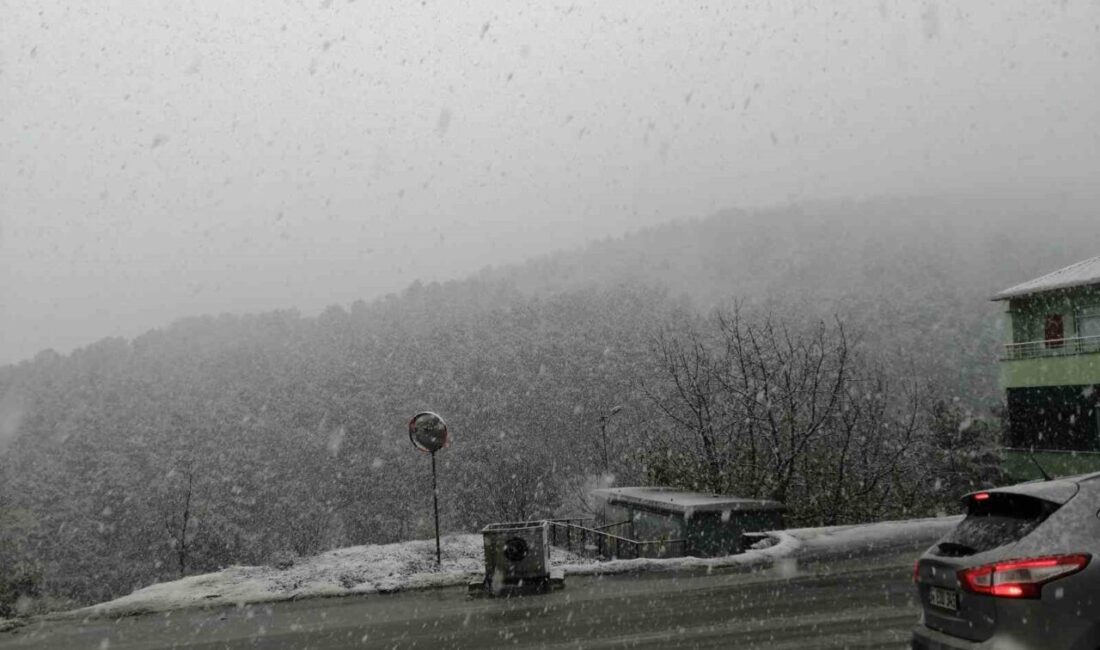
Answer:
top-left (486, 191), bottom-right (1099, 405)
top-left (6, 0), bottom-right (1099, 368)
top-left (6, 190), bottom-right (1098, 404)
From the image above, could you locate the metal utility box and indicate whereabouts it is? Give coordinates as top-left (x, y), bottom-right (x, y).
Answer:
top-left (589, 487), bottom-right (785, 557)
top-left (482, 521), bottom-right (550, 588)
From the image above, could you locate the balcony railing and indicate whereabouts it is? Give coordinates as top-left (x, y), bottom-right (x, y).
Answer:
top-left (1003, 334), bottom-right (1100, 361)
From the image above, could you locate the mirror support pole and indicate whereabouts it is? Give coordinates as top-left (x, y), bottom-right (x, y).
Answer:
top-left (431, 450), bottom-right (441, 565)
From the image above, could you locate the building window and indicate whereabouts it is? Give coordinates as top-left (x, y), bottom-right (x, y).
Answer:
top-left (1045, 314), bottom-right (1064, 347)
top-left (1078, 311), bottom-right (1100, 339)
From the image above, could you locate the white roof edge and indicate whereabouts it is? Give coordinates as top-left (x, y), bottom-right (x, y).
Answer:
top-left (591, 486), bottom-right (785, 512)
top-left (992, 256), bottom-right (1100, 301)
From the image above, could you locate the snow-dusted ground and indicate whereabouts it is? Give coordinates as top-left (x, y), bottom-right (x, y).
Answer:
top-left (67, 516), bottom-right (960, 620)
top-left (554, 515), bottom-right (961, 578)
top-left (71, 535), bottom-right (490, 619)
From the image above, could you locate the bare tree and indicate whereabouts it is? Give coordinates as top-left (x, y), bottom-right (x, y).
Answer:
top-left (644, 306), bottom-right (935, 526)
top-left (451, 438), bottom-right (564, 527)
top-left (161, 458), bottom-right (197, 578)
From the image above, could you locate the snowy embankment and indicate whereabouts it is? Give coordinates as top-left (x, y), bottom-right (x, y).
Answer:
top-left (556, 515), bottom-right (961, 578)
top-left (0, 618), bottom-right (23, 633)
top-left (69, 516), bottom-right (960, 619)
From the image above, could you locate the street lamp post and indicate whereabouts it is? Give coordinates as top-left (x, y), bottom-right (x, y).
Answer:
top-left (598, 405), bottom-right (625, 476)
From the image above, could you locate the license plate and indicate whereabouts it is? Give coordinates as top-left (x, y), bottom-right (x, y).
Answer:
top-left (928, 586), bottom-right (958, 612)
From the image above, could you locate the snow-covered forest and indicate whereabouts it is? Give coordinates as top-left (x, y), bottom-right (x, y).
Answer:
top-left (0, 194), bottom-right (1094, 613)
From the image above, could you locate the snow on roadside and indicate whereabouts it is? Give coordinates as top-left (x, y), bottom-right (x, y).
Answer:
top-left (72, 535), bottom-right (474, 618)
top-left (0, 618), bottom-right (26, 633)
top-left (73, 534), bottom-right (580, 619)
top-left (557, 527), bottom-right (802, 577)
top-left (556, 515), bottom-right (961, 578)
top-left (70, 516), bottom-right (959, 619)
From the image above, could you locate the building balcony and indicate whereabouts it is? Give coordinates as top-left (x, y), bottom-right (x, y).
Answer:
top-left (1002, 335), bottom-right (1100, 361)
top-left (1001, 336), bottom-right (1100, 390)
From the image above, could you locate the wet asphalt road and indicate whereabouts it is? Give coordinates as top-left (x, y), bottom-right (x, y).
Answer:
top-left (1, 543), bottom-right (928, 650)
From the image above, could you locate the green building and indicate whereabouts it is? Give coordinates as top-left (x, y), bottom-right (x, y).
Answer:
top-left (994, 256), bottom-right (1100, 475)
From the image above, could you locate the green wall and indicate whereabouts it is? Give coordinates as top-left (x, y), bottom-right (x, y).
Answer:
top-left (1002, 354), bottom-right (1100, 389)
top-left (1001, 285), bottom-right (1100, 454)
top-left (1001, 286), bottom-right (1100, 389)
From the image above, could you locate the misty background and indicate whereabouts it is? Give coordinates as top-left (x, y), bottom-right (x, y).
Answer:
top-left (1, 0), bottom-right (1099, 617)
top-left (3, 0), bottom-right (1098, 365)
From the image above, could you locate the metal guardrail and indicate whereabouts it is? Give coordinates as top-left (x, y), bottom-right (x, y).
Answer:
top-left (1003, 334), bottom-right (1100, 360)
top-left (546, 520), bottom-right (687, 561)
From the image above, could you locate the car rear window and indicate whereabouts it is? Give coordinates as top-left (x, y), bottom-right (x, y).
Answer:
top-left (934, 493), bottom-right (1061, 557)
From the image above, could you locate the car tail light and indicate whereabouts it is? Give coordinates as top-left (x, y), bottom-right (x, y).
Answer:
top-left (957, 554), bottom-right (1090, 599)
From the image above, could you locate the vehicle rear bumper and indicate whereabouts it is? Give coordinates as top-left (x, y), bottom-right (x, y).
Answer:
top-left (913, 622), bottom-right (1098, 650)
top-left (911, 624), bottom-right (986, 649)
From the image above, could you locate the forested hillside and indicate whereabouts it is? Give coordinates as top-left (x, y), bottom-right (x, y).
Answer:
top-left (0, 192), bottom-right (1094, 612)
top-left (0, 284), bottom-right (686, 608)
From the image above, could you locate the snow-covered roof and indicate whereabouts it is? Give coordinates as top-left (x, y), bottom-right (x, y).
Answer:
top-left (591, 487), bottom-right (784, 514)
top-left (993, 255), bottom-right (1100, 301)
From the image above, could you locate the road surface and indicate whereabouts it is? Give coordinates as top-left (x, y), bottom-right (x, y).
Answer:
top-left (1, 538), bottom-right (929, 649)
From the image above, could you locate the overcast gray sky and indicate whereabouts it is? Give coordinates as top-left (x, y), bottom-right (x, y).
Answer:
top-left (2, 0), bottom-right (1098, 365)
